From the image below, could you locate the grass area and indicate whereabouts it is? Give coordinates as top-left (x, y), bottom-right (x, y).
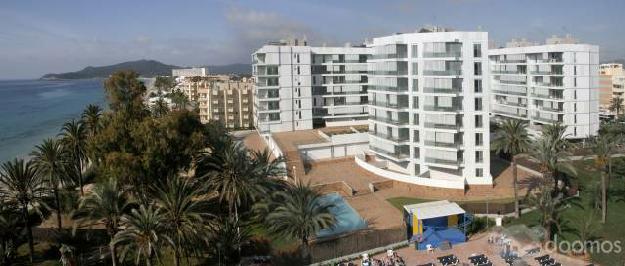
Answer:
top-left (508, 159), bottom-right (625, 264)
top-left (386, 197), bottom-right (516, 211)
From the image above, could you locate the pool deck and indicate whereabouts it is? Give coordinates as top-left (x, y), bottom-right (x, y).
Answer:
top-left (240, 129), bottom-right (535, 231)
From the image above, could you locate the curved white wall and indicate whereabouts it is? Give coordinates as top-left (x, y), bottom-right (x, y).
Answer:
top-left (355, 154), bottom-right (465, 189)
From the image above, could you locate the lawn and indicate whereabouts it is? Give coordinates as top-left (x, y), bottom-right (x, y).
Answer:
top-left (386, 197), bottom-right (515, 211)
top-left (509, 159), bottom-right (625, 264)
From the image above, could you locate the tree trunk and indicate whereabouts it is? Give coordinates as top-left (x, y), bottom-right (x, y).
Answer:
top-left (512, 157), bottom-right (520, 218)
top-left (174, 247), bottom-right (180, 266)
top-left (601, 171), bottom-right (607, 223)
top-left (54, 187), bottom-right (63, 229)
top-left (78, 160), bottom-right (84, 196)
top-left (109, 243), bottom-right (117, 266)
top-left (22, 205), bottom-right (34, 263)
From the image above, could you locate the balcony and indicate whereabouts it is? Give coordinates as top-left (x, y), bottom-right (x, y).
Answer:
top-left (369, 115), bottom-right (409, 126)
top-left (423, 51), bottom-right (462, 58)
top-left (256, 79), bottom-right (279, 88)
top-left (530, 93), bottom-right (563, 100)
top-left (423, 122), bottom-right (461, 130)
top-left (369, 85), bottom-right (409, 93)
top-left (424, 157), bottom-right (461, 166)
top-left (530, 70), bottom-right (563, 75)
top-left (532, 116), bottom-right (561, 123)
top-left (494, 100), bottom-right (527, 108)
top-left (423, 87), bottom-right (462, 94)
top-left (535, 105), bottom-right (563, 112)
top-left (423, 69), bottom-right (462, 76)
top-left (424, 141), bottom-right (462, 149)
top-left (371, 101), bottom-right (409, 109)
top-left (492, 90), bottom-right (526, 96)
top-left (496, 80), bottom-right (526, 85)
top-left (492, 70), bottom-right (526, 75)
top-left (534, 82), bottom-right (563, 88)
top-left (493, 109), bottom-right (527, 118)
top-left (423, 104), bottom-right (462, 112)
top-left (369, 131), bottom-right (410, 142)
top-left (370, 146), bottom-right (410, 160)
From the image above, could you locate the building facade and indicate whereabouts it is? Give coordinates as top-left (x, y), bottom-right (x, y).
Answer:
top-left (252, 40), bottom-right (370, 133)
top-left (178, 76), bottom-right (254, 128)
top-left (366, 31), bottom-right (491, 186)
top-left (599, 63), bottom-right (625, 111)
top-left (489, 38), bottom-right (600, 139)
top-left (172, 67), bottom-right (209, 77)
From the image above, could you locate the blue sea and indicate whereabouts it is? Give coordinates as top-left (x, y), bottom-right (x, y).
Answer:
top-left (0, 79), bottom-right (106, 163)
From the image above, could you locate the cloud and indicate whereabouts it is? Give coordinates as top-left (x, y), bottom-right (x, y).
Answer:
top-left (223, 6), bottom-right (326, 59)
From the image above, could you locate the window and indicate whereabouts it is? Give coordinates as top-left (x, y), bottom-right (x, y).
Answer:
top-left (475, 115), bottom-right (483, 127)
top-left (474, 79), bottom-right (482, 93)
top-left (476, 151), bottom-right (483, 163)
top-left (475, 133), bottom-right (483, 146)
top-left (474, 98), bottom-right (483, 111)
top-left (412, 79), bottom-right (419, 91)
top-left (413, 114), bottom-right (419, 125)
top-left (473, 43), bottom-right (482, 57)
top-left (476, 168), bottom-right (483, 177)
top-left (412, 62), bottom-right (418, 75)
top-left (474, 62), bottom-right (482, 76)
top-left (411, 44), bottom-right (418, 58)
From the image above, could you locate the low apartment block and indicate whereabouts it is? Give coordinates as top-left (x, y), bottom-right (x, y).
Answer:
top-left (599, 63), bottom-right (625, 111)
top-left (252, 40), bottom-right (370, 133)
top-left (489, 36), bottom-right (600, 139)
top-left (177, 75), bottom-right (254, 129)
top-left (364, 29), bottom-right (491, 186)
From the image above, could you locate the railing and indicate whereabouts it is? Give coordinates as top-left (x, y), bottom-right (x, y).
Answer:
top-left (369, 131), bottom-right (410, 142)
top-left (423, 105), bottom-right (462, 112)
top-left (423, 122), bottom-right (462, 130)
top-left (496, 80), bottom-right (526, 85)
top-left (371, 101), bottom-right (409, 109)
top-left (369, 116), bottom-right (409, 126)
top-left (369, 86), bottom-right (409, 93)
top-left (423, 69), bottom-right (462, 76)
top-left (424, 157), bottom-right (461, 166)
top-left (536, 58), bottom-right (563, 63)
top-left (492, 59), bottom-right (526, 64)
top-left (495, 101), bottom-right (527, 107)
top-left (534, 82), bottom-right (563, 87)
top-left (423, 51), bottom-right (462, 58)
top-left (370, 146), bottom-right (410, 160)
top-left (492, 90), bottom-right (526, 96)
top-left (424, 141), bottom-right (462, 149)
top-left (530, 94), bottom-right (563, 100)
top-left (530, 70), bottom-right (563, 75)
top-left (532, 116), bottom-right (561, 123)
top-left (492, 70), bottom-right (526, 74)
top-left (423, 87), bottom-right (462, 94)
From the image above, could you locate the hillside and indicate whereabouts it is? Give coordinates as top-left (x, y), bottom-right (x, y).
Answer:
top-left (41, 60), bottom-right (251, 79)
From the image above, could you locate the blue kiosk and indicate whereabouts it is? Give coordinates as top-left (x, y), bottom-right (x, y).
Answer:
top-left (403, 200), bottom-right (472, 250)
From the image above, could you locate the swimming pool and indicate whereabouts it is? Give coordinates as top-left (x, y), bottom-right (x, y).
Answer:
top-left (316, 192), bottom-right (367, 238)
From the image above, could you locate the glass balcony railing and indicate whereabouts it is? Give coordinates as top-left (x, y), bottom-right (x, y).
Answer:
top-left (423, 69), bottom-right (462, 76)
top-left (369, 131), bottom-right (410, 142)
top-left (493, 109), bottom-right (528, 118)
top-left (423, 87), bottom-right (462, 94)
top-left (371, 101), bottom-right (409, 109)
top-left (492, 70), bottom-right (526, 74)
top-left (423, 51), bottom-right (462, 58)
top-left (496, 80), bottom-right (526, 85)
top-left (370, 146), bottom-right (410, 160)
top-left (492, 90), bottom-right (526, 96)
top-left (423, 104), bottom-right (462, 112)
top-left (530, 70), bottom-right (563, 75)
top-left (423, 122), bottom-right (462, 130)
top-left (424, 157), bottom-right (461, 166)
top-left (536, 105), bottom-right (563, 112)
top-left (530, 93), bottom-right (563, 100)
top-left (369, 116), bottom-right (409, 126)
top-left (534, 82), bottom-right (563, 87)
top-left (369, 86), bottom-right (409, 93)
top-left (494, 101), bottom-right (527, 107)
top-left (424, 141), bottom-right (462, 149)
top-left (532, 116), bottom-right (561, 123)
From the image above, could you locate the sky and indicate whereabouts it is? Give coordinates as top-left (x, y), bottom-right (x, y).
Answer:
top-left (1, 0), bottom-right (624, 79)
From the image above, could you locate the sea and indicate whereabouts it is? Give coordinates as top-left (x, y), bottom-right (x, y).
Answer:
top-left (0, 79), bottom-right (106, 163)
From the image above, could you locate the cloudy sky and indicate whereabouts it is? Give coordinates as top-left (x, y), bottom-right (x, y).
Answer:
top-left (1, 0), bottom-right (624, 79)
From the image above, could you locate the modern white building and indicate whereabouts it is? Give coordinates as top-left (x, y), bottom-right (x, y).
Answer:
top-left (489, 36), bottom-right (600, 139)
top-left (363, 30), bottom-right (492, 187)
top-left (172, 67), bottom-right (209, 78)
top-left (252, 40), bottom-right (370, 133)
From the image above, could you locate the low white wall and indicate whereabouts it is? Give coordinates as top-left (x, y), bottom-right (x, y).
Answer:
top-left (355, 154), bottom-right (465, 190)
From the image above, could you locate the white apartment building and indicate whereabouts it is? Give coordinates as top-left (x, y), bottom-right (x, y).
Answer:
top-left (172, 67), bottom-right (209, 78)
top-left (252, 40), bottom-right (370, 133)
top-left (365, 30), bottom-right (491, 186)
top-left (489, 37), bottom-right (600, 139)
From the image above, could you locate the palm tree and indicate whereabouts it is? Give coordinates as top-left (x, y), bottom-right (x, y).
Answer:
top-left (82, 104), bottom-right (103, 138)
top-left (113, 205), bottom-right (167, 266)
top-left (154, 177), bottom-right (216, 266)
top-left (60, 119), bottom-right (87, 195)
top-left (0, 159), bottom-right (47, 263)
top-left (537, 123), bottom-right (573, 190)
top-left (151, 97), bottom-right (170, 117)
top-left (526, 178), bottom-right (577, 242)
top-left (72, 179), bottom-right (129, 266)
top-left (31, 138), bottom-right (71, 229)
top-left (0, 202), bottom-right (22, 265)
top-left (590, 134), bottom-right (621, 223)
top-left (259, 181), bottom-right (335, 252)
top-left (492, 119), bottom-right (531, 218)
top-left (169, 91), bottom-right (191, 111)
top-left (197, 140), bottom-right (280, 219)
top-left (530, 137), bottom-right (576, 189)
top-left (609, 96), bottom-right (624, 119)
